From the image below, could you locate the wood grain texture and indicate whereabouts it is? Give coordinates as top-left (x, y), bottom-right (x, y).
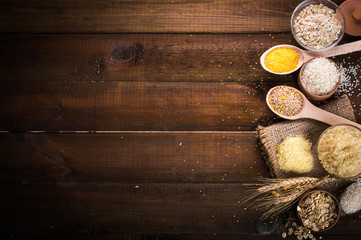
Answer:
top-left (0, 132), bottom-right (268, 183)
top-left (0, 33), bottom-right (298, 83)
top-left (0, 81), bottom-right (284, 131)
top-left (0, 0), bottom-right (301, 33)
top-left (0, 234), bottom-right (360, 240)
top-left (1, 34), bottom-right (358, 84)
top-left (0, 183), bottom-right (258, 234)
top-left (1, 34), bottom-right (360, 133)
top-left (2, 80), bottom-right (360, 131)
top-left (1, 0), bottom-right (360, 238)
top-left (1, 183), bottom-right (360, 235)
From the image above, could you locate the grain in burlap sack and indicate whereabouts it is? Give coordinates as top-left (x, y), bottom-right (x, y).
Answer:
top-left (257, 94), bottom-right (356, 181)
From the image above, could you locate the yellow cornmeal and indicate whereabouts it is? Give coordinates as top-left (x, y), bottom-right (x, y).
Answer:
top-left (264, 47), bottom-right (299, 73)
top-left (276, 135), bottom-right (313, 173)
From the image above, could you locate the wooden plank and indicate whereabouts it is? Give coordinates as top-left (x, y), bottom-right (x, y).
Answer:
top-left (161, 234), bottom-right (361, 240)
top-left (2, 80), bottom-right (360, 131)
top-left (0, 183), bottom-right (258, 234)
top-left (0, 33), bottom-right (298, 83)
top-left (0, 0), bottom-right (302, 33)
top-left (2, 33), bottom-right (356, 84)
top-left (0, 132), bottom-right (269, 183)
top-left (0, 183), bottom-right (360, 235)
top-left (0, 81), bottom-right (284, 131)
top-left (0, 234), bottom-right (295, 240)
top-left (0, 234), bottom-right (283, 240)
top-left (0, 234), bottom-right (360, 240)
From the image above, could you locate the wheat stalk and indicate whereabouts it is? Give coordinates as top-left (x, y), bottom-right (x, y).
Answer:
top-left (256, 177), bottom-right (318, 192)
top-left (242, 176), bottom-right (331, 220)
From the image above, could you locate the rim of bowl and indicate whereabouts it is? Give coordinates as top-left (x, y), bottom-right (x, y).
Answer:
top-left (297, 190), bottom-right (341, 232)
top-left (298, 57), bottom-right (341, 100)
top-left (316, 124), bottom-right (361, 179)
top-left (291, 0), bottom-right (346, 52)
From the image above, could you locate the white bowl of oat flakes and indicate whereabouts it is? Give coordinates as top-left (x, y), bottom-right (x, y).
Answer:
top-left (291, 0), bottom-right (346, 51)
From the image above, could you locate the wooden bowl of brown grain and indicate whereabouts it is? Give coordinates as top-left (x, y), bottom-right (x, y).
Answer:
top-left (297, 190), bottom-right (341, 233)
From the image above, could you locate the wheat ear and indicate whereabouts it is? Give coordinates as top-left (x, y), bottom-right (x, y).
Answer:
top-left (242, 176), bottom-right (330, 220)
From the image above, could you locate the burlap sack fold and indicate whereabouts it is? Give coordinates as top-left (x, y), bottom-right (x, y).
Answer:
top-left (257, 94), bottom-right (356, 180)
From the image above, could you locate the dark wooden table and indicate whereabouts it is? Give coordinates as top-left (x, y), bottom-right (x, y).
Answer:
top-left (1, 0), bottom-right (360, 239)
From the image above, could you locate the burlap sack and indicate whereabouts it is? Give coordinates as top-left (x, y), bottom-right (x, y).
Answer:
top-left (257, 94), bottom-right (356, 180)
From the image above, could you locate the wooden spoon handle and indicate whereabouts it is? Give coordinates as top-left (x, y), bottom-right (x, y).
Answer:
top-left (302, 40), bottom-right (361, 62)
top-left (320, 40), bottom-right (361, 58)
top-left (301, 104), bottom-right (361, 128)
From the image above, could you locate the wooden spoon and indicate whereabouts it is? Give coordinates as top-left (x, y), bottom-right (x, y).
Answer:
top-left (260, 40), bottom-right (361, 75)
top-left (266, 86), bottom-right (361, 129)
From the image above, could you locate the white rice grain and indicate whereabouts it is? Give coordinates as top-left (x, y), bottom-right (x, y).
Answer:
top-left (301, 57), bottom-right (340, 95)
top-left (340, 181), bottom-right (361, 214)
